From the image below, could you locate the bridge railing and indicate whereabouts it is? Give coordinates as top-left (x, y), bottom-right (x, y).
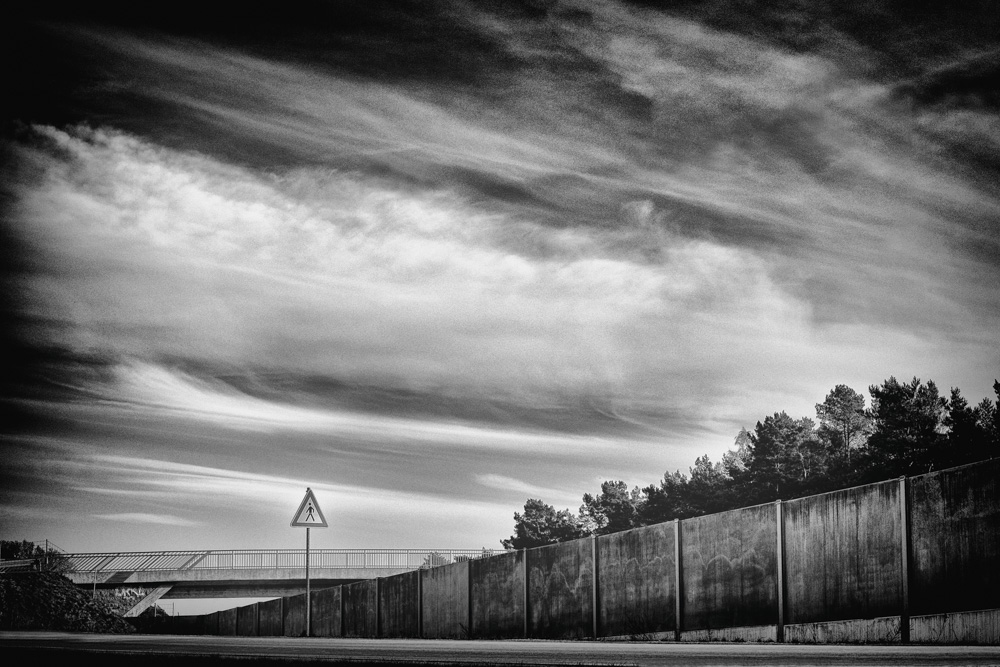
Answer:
top-left (60, 549), bottom-right (497, 573)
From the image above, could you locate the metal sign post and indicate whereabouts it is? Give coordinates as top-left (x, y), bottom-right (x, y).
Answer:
top-left (290, 487), bottom-right (328, 637)
top-left (305, 525), bottom-right (310, 634)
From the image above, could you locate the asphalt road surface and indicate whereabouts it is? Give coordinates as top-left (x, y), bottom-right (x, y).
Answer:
top-left (3, 632), bottom-right (1000, 666)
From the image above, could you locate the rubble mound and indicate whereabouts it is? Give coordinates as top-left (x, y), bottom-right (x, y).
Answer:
top-left (0, 571), bottom-right (135, 633)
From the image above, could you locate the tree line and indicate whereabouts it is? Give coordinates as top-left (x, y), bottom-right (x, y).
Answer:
top-left (502, 376), bottom-right (999, 549)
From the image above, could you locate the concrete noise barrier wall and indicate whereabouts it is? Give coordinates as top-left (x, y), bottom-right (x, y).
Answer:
top-left (237, 602), bottom-right (258, 636)
top-left (528, 538), bottom-right (594, 639)
top-left (470, 548), bottom-right (524, 638)
top-left (380, 570), bottom-right (419, 637)
top-left (257, 598), bottom-right (282, 636)
top-left (422, 559), bottom-right (469, 638)
top-left (683, 502), bottom-right (777, 632)
top-left (598, 522), bottom-right (675, 637)
top-left (204, 611), bottom-right (219, 635)
top-left (310, 586), bottom-right (341, 637)
top-left (163, 459), bottom-right (999, 644)
top-left (282, 591), bottom-right (306, 637)
top-left (342, 579), bottom-right (376, 637)
top-left (784, 480), bottom-right (902, 625)
top-left (910, 459), bottom-right (1000, 617)
top-left (218, 608), bottom-right (238, 635)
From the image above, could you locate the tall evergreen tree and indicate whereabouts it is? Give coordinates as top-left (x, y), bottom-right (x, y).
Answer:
top-left (502, 499), bottom-right (586, 549)
top-left (816, 384), bottom-right (869, 465)
top-left (971, 379), bottom-right (999, 460)
top-left (943, 387), bottom-right (992, 466)
top-left (579, 480), bottom-right (640, 535)
top-left (685, 455), bottom-right (730, 515)
top-left (743, 412), bottom-right (820, 502)
top-left (865, 376), bottom-right (947, 478)
top-left (636, 470), bottom-right (689, 525)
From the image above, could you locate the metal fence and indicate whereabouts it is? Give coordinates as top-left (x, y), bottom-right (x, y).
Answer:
top-left (60, 549), bottom-right (497, 573)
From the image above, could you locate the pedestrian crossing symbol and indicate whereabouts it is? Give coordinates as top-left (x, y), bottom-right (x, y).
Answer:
top-left (291, 487), bottom-right (328, 527)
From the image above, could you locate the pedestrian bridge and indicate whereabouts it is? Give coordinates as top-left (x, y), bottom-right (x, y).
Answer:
top-left (61, 548), bottom-right (493, 615)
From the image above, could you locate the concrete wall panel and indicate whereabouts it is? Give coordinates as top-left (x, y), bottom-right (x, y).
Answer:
top-left (911, 609), bottom-right (1000, 645)
top-left (236, 602), bottom-right (258, 636)
top-left (218, 608), bottom-right (238, 635)
top-left (282, 592), bottom-right (306, 636)
top-left (170, 615), bottom-right (201, 635)
top-left (784, 481), bottom-right (901, 624)
top-left (470, 550), bottom-right (524, 638)
top-left (785, 616), bottom-right (901, 644)
top-left (682, 504), bottom-right (776, 631)
top-left (422, 561), bottom-right (469, 639)
top-left (258, 598), bottom-right (283, 636)
top-left (311, 586), bottom-right (342, 637)
top-left (910, 459), bottom-right (1000, 615)
top-left (343, 579), bottom-right (377, 637)
top-left (528, 538), bottom-right (593, 639)
top-left (599, 523), bottom-right (675, 637)
top-left (680, 624), bottom-right (776, 642)
top-left (380, 571), bottom-right (419, 637)
top-left (201, 612), bottom-right (220, 635)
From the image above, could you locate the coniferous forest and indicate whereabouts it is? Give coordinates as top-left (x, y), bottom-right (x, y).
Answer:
top-left (503, 376), bottom-right (1000, 549)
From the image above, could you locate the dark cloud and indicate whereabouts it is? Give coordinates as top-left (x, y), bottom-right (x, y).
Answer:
top-left (898, 50), bottom-right (1000, 110)
top-left (650, 0), bottom-right (1000, 73)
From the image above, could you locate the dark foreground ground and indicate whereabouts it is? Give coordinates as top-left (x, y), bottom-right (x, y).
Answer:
top-left (4, 632), bottom-right (1000, 667)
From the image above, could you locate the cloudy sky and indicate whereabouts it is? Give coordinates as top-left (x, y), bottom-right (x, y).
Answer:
top-left (2, 1), bottom-right (999, 562)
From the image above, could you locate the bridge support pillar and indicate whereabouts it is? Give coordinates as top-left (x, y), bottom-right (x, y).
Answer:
top-left (124, 585), bottom-right (173, 617)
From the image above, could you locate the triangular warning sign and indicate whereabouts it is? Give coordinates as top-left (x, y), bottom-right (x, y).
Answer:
top-left (291, 488), bottom-right (328, 527)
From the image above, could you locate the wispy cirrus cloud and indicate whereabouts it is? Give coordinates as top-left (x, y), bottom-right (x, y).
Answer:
top-left (58, 360), bottom-right (661, 460)
top-left (3, 434), bottom-right (525, 548)
top-left (12, 123), bottom-right (843, 422)
top-left (36, 10), bottom-right (997, 358)
top-left (93, 513), bottom-right (202, 527)
top-left (79, 452), bottom-right (522, 547)
top-left (475, 474), bottom-right (577, 507)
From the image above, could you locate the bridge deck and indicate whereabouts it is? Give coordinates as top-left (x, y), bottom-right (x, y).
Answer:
top-left (60, 548), bottom-right (496, 598)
